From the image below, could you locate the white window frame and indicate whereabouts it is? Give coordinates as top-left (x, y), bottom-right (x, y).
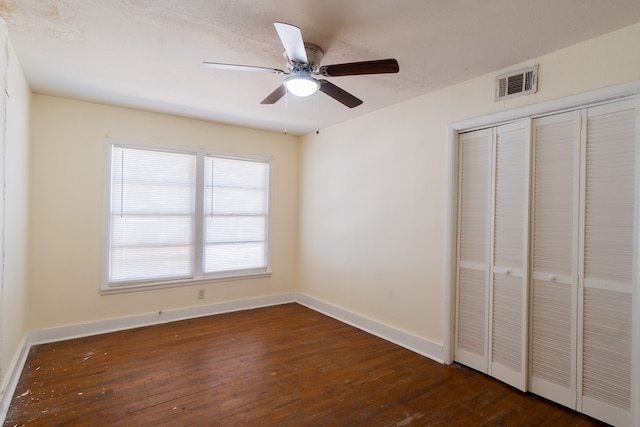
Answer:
top-left (102, 140), bottom-right (272, 294)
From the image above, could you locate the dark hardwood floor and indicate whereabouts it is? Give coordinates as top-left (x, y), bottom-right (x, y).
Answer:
top-left (4, 303), bottom-right (606, 426)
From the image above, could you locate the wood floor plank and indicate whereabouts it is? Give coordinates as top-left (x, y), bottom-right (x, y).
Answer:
top-left (4, 303), bottom-right (606, 426)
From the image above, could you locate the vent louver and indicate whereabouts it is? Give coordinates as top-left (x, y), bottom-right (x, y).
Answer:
top-left (496, 66), bottom-right (538, 101)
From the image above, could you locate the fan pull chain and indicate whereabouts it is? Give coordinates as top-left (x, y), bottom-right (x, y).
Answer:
top-left (315, 89), bottom-right (320, 134)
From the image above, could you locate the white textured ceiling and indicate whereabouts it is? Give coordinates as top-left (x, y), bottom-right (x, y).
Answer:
top-left (2, 0), bottom-right (640, 135)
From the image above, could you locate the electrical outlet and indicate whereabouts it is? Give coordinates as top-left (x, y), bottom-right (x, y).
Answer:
top-left (197, 289), bottom-right (205, 299)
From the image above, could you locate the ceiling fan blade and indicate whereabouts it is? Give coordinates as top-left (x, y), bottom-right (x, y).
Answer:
top-left (319, 59), bottom-right (399, 77)
top-left (203, 62), bottom-right (286, 74)
top-left (260, 84), bottom-right (287, 104)
top-left (274, 22), bottom-right (308, 64)
top-left (318, 80), bottom-right (363, 108)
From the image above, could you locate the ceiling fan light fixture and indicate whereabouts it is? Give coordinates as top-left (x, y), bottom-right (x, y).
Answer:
top-left (204, 22), bottom-right (399, 108)
top-left (284, 75), bottom-right (319, 97)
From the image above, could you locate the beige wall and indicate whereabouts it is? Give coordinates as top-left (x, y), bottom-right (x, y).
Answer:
top-left (28, 96), bottom-right (299, 331)
top-left (0, 24), bottom-right (31, 396)
top-left (297, 23), bottom-right (640, 345)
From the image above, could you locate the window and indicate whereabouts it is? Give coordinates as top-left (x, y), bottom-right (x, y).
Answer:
top-left (203, 156), bottom-right (270, 274)
top-left (105, 143), bottom-right (270, 291)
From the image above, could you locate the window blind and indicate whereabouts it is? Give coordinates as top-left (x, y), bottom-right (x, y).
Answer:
top-left (203, 156), bottom-right (269, 273)
top-left (109, 146), bottom-right (196, 283)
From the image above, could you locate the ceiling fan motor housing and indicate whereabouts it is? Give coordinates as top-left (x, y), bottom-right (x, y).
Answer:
top-left (285, 42), bottom-right (325, 72)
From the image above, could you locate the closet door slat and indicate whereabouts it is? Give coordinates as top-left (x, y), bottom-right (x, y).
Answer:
top-left (455, 129), bottom-right (493, 372)
top-left (580, 99), bottom-right (637, 427)
top-left (493, 125), bottom-right (526, 269)
top-left (584, 106), bottom-right (636, 284)
top-left (582, 288), bottom-right (632, 410)
top-left (529, 111), bottom-right (580, 408)
top-left (457, 268), bottom-right (487, 356)
top-left (489, 120), bottom-right (530, 391)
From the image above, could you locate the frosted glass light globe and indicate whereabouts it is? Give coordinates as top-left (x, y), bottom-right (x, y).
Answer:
top-left (284, 76), bottom-right (319, 97)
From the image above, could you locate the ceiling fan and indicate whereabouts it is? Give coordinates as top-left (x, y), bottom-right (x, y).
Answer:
top-left (203, 22), bottom-right (399, 108)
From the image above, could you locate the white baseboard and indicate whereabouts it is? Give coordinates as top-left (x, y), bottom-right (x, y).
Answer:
top-left (0, 334), bottom-right (30, 426)
top-left (30, 293), bottom-right (297, 345)
top-left (2, 291), bottom-right (445, 423)
top-left (296, 293), bottom-right (445, 363)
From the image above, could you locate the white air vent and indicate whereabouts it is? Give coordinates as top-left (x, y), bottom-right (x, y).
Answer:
top-left (495, 66), bottom-right (538, 101)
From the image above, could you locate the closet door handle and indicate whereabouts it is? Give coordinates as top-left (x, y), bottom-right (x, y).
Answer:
top-left (547, 274), bottom-right (556, 281)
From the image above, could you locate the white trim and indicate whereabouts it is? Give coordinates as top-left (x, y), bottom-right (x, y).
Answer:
top-left (101, 140), bottom-right (113, 289)
top-left (30, 293), bottom-right (296, 345)
top-left (0, 27), bottom-right (8, 405)
top-left (296, 293), bottom-right (445, 363)
top-left (194, 152), bottom-right (206, 279)
top-left (100, 271), bottom-right (272, 295)
top-left (576, 108), bottom-right (588, 412)
top-left (0, 334), bottom-right (29, 426)
top-left (582, 396), bottom-right (631, 427)
top-left (29, 293), bottom-right (445, 360)
top-left (453, 80), bottom-right (640, 132)
top-left (486, 126), bottom-right (497, 375)
top-left (443, 127), bottom-right (458, 364)
top-left (104, 137), bottom-right (273, 164)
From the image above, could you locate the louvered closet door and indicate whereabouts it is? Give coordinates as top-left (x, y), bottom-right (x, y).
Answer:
top-left (529, 111), bottom-right (581, 408)
top-left (489, 120), bottom-right (530, 391)
top-left (579, 99), bottom-right (638, 427)
top-left (455, 128), bottom-right (493, 373)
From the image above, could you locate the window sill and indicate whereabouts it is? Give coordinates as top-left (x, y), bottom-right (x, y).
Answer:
top-left (101, 270), bottom-right (272, 295)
